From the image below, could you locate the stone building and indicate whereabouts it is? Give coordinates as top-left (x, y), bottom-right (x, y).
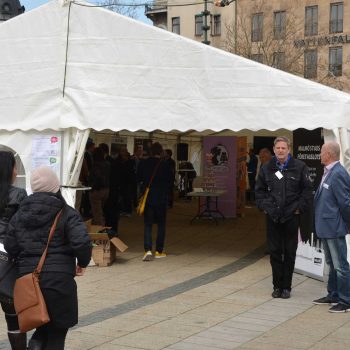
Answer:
top-left (0, 0), bottom-right (24, 22)
top-left (146, 0), bottom-right (350, 92)
top-left (145, 0), bottom-right (236, 49)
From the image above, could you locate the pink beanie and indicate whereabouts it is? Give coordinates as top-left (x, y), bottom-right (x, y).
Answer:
top-left (30, 166), bottom-right (60, 193)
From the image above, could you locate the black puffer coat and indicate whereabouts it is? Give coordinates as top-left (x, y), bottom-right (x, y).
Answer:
top-left (0, 186), bottom-right (27, 243)
top-left (4, 192), bottom-right (92, 276)
top-left (255, 157), bottom-right (313, 224)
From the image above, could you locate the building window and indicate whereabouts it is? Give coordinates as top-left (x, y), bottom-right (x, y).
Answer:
top-left (304, 49), bottom-right (318, 79)
top-left (305, 6), bottom-right (318, 36)
top-left (274, 11), bottom-right (286, 39)
top-left (195, 15), bottom-right (203, 36)
top-left (329, 47), bottom-right (342, 76)
top-left (272, 52), bottom-right (285, 70)
top-left (172, 17), bottom-right (180, 34)
top-left (211, 14), bottom-right (221, 36)
top-left (252, 13), bottom-right (263, 42)
top-left (251, 54), bottom-right (263, 63)
top-left (330, 2), bottom-right (343, 33)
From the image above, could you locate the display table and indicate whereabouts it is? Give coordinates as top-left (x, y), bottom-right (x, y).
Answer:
top-left (187, 190), bottom-right (226, 224)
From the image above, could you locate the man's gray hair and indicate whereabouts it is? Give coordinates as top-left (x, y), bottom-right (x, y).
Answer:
top-left (324, 141), bottom-right (340, 160)
top-left (274, 136), bottom-right (291, 147)
top-left (259, 148), bottom-right (272, 155)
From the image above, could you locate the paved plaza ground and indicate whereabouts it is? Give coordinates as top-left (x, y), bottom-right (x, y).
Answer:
top-left (0, 199), bottom-right (349, 349)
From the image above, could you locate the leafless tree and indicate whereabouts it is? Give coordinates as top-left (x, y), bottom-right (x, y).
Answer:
top-left (99, 0), bottom-right (139, 19)
top-left (224, 0), bottom-right (349, 91)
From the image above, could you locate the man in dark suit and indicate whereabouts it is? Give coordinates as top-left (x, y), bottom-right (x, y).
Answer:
top-left (313, 141), bottom-right (350, 312)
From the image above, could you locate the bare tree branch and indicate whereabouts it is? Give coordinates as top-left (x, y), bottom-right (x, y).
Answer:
top-left (99, 0), bottom-right (139, 19)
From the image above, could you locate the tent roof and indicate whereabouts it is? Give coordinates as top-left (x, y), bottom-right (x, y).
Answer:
top-left (1, 0), bottom-right (350, 132)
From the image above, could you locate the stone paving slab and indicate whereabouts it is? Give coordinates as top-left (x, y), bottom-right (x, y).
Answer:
top-left (0, 205), bottom-right (349, 350)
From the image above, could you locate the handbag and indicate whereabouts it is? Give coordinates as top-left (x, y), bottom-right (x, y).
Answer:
top-left (136, 187), bottom-right (150, 216)
top-left (136, 160), bottom-right (161, 216)
top-left (0, 250), bottom-right (17, 302)
top-left (13, 209), bottom-right (63, 333)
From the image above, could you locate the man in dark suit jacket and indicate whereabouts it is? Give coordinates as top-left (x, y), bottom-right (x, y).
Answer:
top-left (313, 141), bottom-right (350, 313)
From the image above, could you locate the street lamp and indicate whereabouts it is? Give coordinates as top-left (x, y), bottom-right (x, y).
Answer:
top-left (201, 0), bottom-right (236, 45)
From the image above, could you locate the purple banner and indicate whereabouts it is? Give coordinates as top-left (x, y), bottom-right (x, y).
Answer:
top-left (203, 136), bottom-right (237, 218)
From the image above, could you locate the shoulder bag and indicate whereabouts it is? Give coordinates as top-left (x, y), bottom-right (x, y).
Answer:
top-left (13, 209), bottom-right (63, 333)
top-left (137, 160), bottom-right (161, 216)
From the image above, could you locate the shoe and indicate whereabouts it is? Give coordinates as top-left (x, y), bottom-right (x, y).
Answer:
top-left (142, 251), bottom-right (153, 261)
top-left (281, 289), bottom-right (291, 299)
top-left (313, 296), bottom-right (338, 305)
top-left (155, 251), bottom-right (167, 259)
top-left (271, 288), bottom-right (281, 298)
top-left (328, 303), bottom-right (350, 313)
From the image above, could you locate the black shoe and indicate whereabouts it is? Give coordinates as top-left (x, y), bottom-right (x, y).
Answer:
top-left (271, 288), bottom-right (281, 298)
top-left (313, 296), bottom-right (338, 305)
top-left (8, 332), bottom-right (27, 350)
top-left (328, 303), bottom-right (350, 313)
top-left (281, 289), bottom-right (291, 299)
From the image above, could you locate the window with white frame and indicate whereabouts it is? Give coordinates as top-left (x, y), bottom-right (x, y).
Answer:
top-left (305, 5), bottom-right (318, 36)
top-left (252, 13), bottom-right (263, 42)
top-left (330, 2), bottom-right (343, 33)
top-left (274, 11), bottom-right (286, 39)
top-left (304, 49), bottom-right (317, 79)
top-left (329, 46), bottom-right (342, 76)
top-left (195, 15), bottom-right (203, 36)
top-left (211, 14), bottom-right (221, 36)
top-left (172, 17), bottom-right (180, 34)
top-left (272, 52), bottom-right (285, 70)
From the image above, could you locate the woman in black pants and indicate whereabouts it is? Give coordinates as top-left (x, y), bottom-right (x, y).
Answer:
top-left (5, 166), bottom-right (92, 350)
top-left (0, 151), bottom-right (27, 349)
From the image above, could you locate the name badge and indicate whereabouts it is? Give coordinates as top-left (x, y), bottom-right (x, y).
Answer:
top-left (323, 183), bottom-right (329, 189)
top-left (275, 171), bottom-right (283, 180)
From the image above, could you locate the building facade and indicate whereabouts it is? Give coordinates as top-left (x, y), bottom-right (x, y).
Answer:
top-left (0, 0), bottom-right (24, 22)
top-left (145, 0), bottom-right (236, 49)
top-left (146, 0), bottom-right (350, 92)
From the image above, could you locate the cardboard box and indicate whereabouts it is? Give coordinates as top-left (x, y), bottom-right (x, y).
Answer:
top-left (85, 220), bottom-right (128, 267)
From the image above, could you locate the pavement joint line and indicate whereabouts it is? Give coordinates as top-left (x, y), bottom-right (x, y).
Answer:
top-left (164, 278), bottom-right (318, 350)
top-left (74, 245), bottom-right (266, 329)
top-left (0, 245), bottom-right (265, 348)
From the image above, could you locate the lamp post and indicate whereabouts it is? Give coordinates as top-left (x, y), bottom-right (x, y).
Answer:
top-left (201, 0), bottom-right (211, 45)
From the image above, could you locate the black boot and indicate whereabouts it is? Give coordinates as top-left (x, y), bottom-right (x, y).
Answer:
top-left (28, 338), bottom-right (45, 350)
top-left (7, 332), bottom-right (27, 350)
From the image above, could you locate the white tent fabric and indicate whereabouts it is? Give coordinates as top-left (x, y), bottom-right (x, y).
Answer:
top-left (1, 0), bottom-right (350, 132)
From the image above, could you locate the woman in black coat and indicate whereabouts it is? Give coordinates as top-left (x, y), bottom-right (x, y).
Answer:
top-left (5, 166), bottom-right (92, 350)
top-left (0, 151), bottom-right (27, 350)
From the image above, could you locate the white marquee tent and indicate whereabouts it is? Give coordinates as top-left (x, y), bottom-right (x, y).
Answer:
top-left (0, 0), bottom-right (350, 205)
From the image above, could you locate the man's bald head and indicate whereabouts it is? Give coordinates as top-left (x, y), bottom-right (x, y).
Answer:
top-left (321, 142), bottom-right (340, 165)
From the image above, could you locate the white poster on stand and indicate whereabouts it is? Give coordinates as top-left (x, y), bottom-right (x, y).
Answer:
top-left (31, 135), bottom-right (61, 176)
top-left (295, 233), bottom-right (325, 281)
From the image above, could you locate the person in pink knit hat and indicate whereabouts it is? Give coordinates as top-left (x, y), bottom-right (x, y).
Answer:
top-left (5, 166), bottom-right (92, 350)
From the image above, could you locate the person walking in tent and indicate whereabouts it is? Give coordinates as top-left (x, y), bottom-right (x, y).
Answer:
top-left (137, 142), bottom-right (172, 261)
